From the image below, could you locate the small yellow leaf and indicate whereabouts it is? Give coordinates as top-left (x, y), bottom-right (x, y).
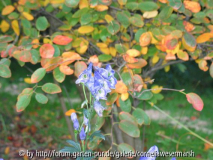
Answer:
top-left (22, 12), bottom-right (34, 21)
top-left (96, 43), bottom-right (108, 48)
top-left (164, 65), bottom-right (170, 72)
top-left (95, 5), bottom-right (108, 11)
top-left (121, 92), bottom-right (129, 101)
top-left (109, 47), bottom-right (117, 57)
top-left (100, 47), bottom-right (110, 54)
top-left (141, 47), bottom-right (148, 55)
top-left (152, 55), bottom-right (159, 64)
top-left (32, 39), bottom-right (39, 48)
top-left (5, 146), bottom-right (10, 154)
top-left (143, 10), bottom-right (158, 19)
top-left (1, 20), bottom-right (10, 33)
top-left (105, 14), bottom-right (114, 23)
top-left (151, 85), bottom-right (163, 94)
top-left (78, 26), bottom-right (94, 34)
top-left (177, 50), bottom-right (189, 61)
top-left (2, 5), bottom-right (15, 15)
top-left (43, 38), bottom-right (52, 44)
top-left (50, 0), bottom-right (65, 4)
top-left (118, 0), bottom-right (127, 5)
top-left (79, 0), bottom-right (89, 9)
top-left (12, 20), bottom-right (20, 36)
top-left (126, 49), bottom-right (140, 57)
top-left (24, 78), bottom-right (32, 84)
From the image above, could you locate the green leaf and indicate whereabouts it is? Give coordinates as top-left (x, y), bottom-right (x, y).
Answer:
top-left (21, 19), bottom-right (31, 28)
top-left (36, 16), bottom-right (49, 31)
top-left (91, 115), bottom-right (105, 132)
top-left (72, 8), bottom-right (89, 18)
top-left (121, 72), bottom-right (132, 86)
top-left (126, 2), bottom-right (138, 11)
top-left (31, 49), bottom-right (40, 64)
top-left (42, 83), bottom-right (62, 94)
top-left (0, 58), bottom-right (11, 66)
top-left (66, 140), bottom-right (81, 151)
top-left (98, 54), bottom-right (112, 62)
top-left (115, 43), bottom-right (127, 54)
top-left (130, 15), bottom-right (144, 27)
top-left (117, 12), bottom-right (130, 28)
top-left (119, 120), bottom-right (140, 137)
top-left (53, 67), bottom-right (66, 83)
top-left (53, 45), bottom-right (60, 57)
top-left (81, 13), bottom-right (92, 25)
top-left (65, 0), bottom-right (80, 8)
top-left (0, 64), bottom-right (11, 78)
top-left (106, 92), bottom-right (118, 105)
top-left (168, 0), bottom-right (182, 10)
top-left (107, 20), bottom-right (120, 35)
top-left (35, 93), bottom-right (48, 104)
top-left (132, 108), bottom-right (150, 125)
top-left (16, 91), bottom-right (33, 112)
top-left (31, 68), bottom-right (46, 83)
top-left (89, 130), bottom-right (105, 141)
top-left (119, 112), bottom-right (137, 124)
top-left (158, 6), bottom-right (173, 20)
top-left (59, 146), bottom-right (79, 153)
top-left (135, 90), bottom-right (153, 100)
top-left (138, 2), bottom-right (158, 12)
top-left (119, 98), bottom-right (131, 113)
top-left (118, 143), bottom-right (135, 154)
top-left (135, 28), bottom-right (146, 43)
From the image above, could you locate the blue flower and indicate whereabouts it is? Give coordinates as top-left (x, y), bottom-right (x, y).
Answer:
top-left (76, 63), bottom-right (93, 84)
top-left (94, 101), bottom-right (105, 117)
top-left (139, 145), bottom-right (159, 160)
top-left (107, 76), bottom-right (117, 89)
top-left (83, 115), bottom-right (89, 126)
top-left (94, 71), bottom-right (111, 93)
top-left (79, 127), bottom-right (86, 140)
top-left (171, 158), bottom-right (176, 160)
top-left (71, 113), bottom-right (79, 130)
top-left (94, 88), bottom-right (107, 101)
top-left (105, 64), bottom-right (115, 77)
top-left (85, 76), bottom-right (96, 95)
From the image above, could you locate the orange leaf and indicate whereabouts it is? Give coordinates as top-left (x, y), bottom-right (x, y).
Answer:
top-left (95, 5), bottom-right (108, 11)
top-left (126, 49), bottom-right (140, 57)
top-left (177, 50), bottom-right (189, 61)
top-left (74, 61), bottom-right (87, 77)
top-left (2, 5), bottom-right (15, 15)
top-left (127, 59), bottom-right (147, 69)
top-left (115, 81), bottom-right (128, 94)
top-left (41, 57), bottom-right (63, 71)
top-left (53, 35), bottom-right (72, 45)
top-left (31, 39), bottom-right (39, 48)
top-left (123, 54), bottom-right (138, 63)
top-left (13, 50), bottom-right (32, 62)
top-left (139, 32), bottom-right (151, 47)
top-left (196, 33), bottom-right (212, 44)
top-left (59, 65), bottom-right (74, 75)
top-left (183, 21), bottom-right (195, 32)
top-left (39, 44), bottom-right (55, 58)
top-left (163, 34), bottom-right (178, 50)
top-left (186, 93), bottom-right (204, 111)
top-left (61, 52), bottom-right (81, 66)
top-left (165, 53), bottom-right (176, 60)
top-left (183, 1), bottom-right (201, 13)
top-left (65, 109), bottom-right (76, 116)
top-left (88, 55), bottom-right (99, 64)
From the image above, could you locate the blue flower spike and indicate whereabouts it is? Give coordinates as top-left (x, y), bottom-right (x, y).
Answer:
top-left (94, 101), bottom-right (105, 117)
top-left (139, 145), bottom-right (159, 160)
top-left (171, 158), bottom-right (176, 160)
top-left (76, 63), bottom-right (93, 84)
top-left (79, 127), bottom-right (86, 140)
top-left (70, 112), bottom-right (79, 130)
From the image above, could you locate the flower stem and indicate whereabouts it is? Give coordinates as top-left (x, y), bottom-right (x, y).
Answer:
top-left (150, 102), bottom-right (213, 147)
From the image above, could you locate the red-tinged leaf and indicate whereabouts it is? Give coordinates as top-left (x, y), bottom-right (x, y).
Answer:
top-left (53, 35), bottom-right (72, 45)
top-left (31, 68), bottom-right (46, 83)
top-left (210, 63), bottom-right (213, 78)
top-left (39, 44), bottom-right (55, 58)
top-left (123, 54), bottom-right (138, 63)
top-left (16, 94), bottom-right (32, 112)
top-left (42, 83), bottom-right (62, 94)
top-left (59, 65), bottom-right (74, 75)
top-left (0, 64), bottom-right (11, 78)
top-left (0, 35), bottom-right (13, 43)
top-left (198, 59), bottom-right (208, 72)
top-left (74, 61), bottom-right (87, 77)
top-left (13, 50), bottom-right (32, 62)
top-left (186, 93), bottom-right (204, 111)
top-left (41, 57), bottom-right (63, 71)
top-left (61, 52), bottom-right (81, 66)
top-left (18, 88), bottom-right (33, 100)
top-left (127, 59), bottom-right (147, 69)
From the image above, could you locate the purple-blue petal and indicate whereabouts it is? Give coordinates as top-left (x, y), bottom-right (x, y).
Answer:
top-left (171, 158), bottom-right (176, 160)
top-left (79, 127), bottom-right (86, 140)
top-left (94, 101), bottom-right (105, 117)
top-left (139, 145), bottom-right (158, 160)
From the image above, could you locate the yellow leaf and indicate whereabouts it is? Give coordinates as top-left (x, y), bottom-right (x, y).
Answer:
top-left (118, 0), bottom-right (127, 5)
top-left (126, 49), bottom-right (140, 57)
top-left (121, 92), bottom-right (129, 101)
top-left (50, 0), bottom-right (64, 4)
top-left (141, 47), bottom-right (148, 55)
top-left (22, 12), bottom-right (34, 21)
top-left (12, 20), bottom-right (20, 36)
top-left (152, 55), bottom-right (159, 64)
top-left (95, 5), bottom-right (108, 11)
top-left (96, 43), bottom-right (108, 48)
top-left (109, 47), bottom-right (117, 57)
top-left (143, 10), bottom-right (158, 19)
top-left (78, 26), bottom-right (94, 34)
top-left (4, 146), bottom-right (10, 154)
top-left (2, 5), bottom-right (15, 15)
top-left (196, 33), bottom-right (212, 44)
top-left (164, 65), bottom-right (170, 72)
top-left (105, 14), bottom-right (114, 23)
top-left (32, 39), bottom-right (39, 48)
top-left (177, 50), bottom-right (189, 61)
top-left (198, 59), bottom-right (208, 71)
top-left (1, 20), bottom-right (10, 33)
top-left (151, 85), bottom-right (163, 94)
top-left (139, 32), bottom-right (152, 47)
top-left (43, 38), bottom-right (52, 44)
top-left (24, 78), bottom-right (32, 84)
top-left (65, 109), bottom-right (76, 116)
top-left (79, 0), bottom-right (89, 9)
top-left (100, 47), bottom-right (110, 54)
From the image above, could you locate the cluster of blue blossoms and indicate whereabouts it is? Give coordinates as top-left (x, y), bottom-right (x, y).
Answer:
top-left (140, 146), bottom-right (176, 160)
top-left (76, 63), bottom-right (117, 117)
